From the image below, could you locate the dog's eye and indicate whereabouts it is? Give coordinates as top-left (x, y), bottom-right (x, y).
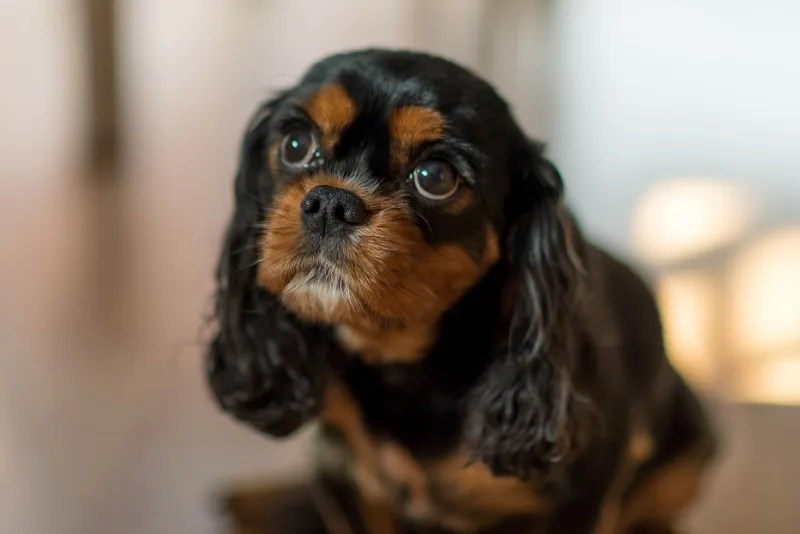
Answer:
top-left (411, 160), bottom-right (459, 200)
top-left (280, 128), bottom-right (319, 167)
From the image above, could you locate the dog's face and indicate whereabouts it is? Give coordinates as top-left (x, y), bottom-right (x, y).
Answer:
top-left (210, 50), bottom-right (585, 478)
top-left (253, 51), bottom-right (533, 330)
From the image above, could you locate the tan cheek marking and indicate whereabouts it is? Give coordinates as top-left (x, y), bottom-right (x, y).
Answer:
top-left (257, 182), bottom-right (308, 295)
top-left (338, 223), bottom-right (499, 363)
top-left (361, 242), bottom-right (476, 325)
top-left (303, 84), bottom-right (357, 152)
top-left (410, 225), bottom-right (500, 318)
top-left (420, 245), bottom-right (481, 305)
top-left (483, 224), bottom-right (500, 270)
top-left (388, 106), bottom-right (444, 169)
top-left (440, 187), bottom-right (476, 216)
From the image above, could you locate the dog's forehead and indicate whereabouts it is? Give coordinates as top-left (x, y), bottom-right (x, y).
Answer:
top-left (298, 50), bottom-right (506, 118)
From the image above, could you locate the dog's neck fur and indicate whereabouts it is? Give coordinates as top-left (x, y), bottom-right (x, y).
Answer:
top-left (334, 323), bottom-right (437, 364)
top-left (327, 264), bottom-right (508, 459)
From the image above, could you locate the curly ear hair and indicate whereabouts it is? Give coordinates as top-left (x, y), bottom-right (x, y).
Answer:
top-left (465, 140), bottom-right (589, 479)
top-left (206, 96), bottom-right (331, 437)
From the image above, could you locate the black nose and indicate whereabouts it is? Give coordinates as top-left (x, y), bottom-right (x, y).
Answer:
top-left (300, 185), bottom-right (367, 238)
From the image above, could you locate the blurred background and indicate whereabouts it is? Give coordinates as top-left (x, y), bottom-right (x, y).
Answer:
top-left (1, 1), bottom-right (798, 533)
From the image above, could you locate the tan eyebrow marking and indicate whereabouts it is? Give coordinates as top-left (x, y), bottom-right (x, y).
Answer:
top-left (388, 106), bottom-right (444, 168)
top-left (302, 84), bottom-right (358, 152)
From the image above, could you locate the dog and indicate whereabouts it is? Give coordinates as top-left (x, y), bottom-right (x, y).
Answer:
top-left (206, 49), bottom-right (717, 534)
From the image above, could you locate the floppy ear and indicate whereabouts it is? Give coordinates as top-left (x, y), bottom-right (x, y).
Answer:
top-left (206, 96), bottom-right (330, 437)
top-left (465, 140), bottom-right (589, 478)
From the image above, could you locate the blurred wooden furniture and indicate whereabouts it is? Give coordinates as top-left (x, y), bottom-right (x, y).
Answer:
top-left (85, 0), bottom-right (119, 182)
top-left (219, 481), bottom-right (314, 534)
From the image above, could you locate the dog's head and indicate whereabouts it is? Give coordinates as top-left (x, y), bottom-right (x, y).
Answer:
top-left (210, 49), bottom-right (586, 477)
top-left (254, 51), bottom-right (522, 329)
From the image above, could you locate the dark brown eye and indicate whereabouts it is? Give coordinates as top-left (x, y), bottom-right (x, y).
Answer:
top-left (280, 128), bottom-right (319, 167)
top-left (411, 160), bottom-right (459, 200)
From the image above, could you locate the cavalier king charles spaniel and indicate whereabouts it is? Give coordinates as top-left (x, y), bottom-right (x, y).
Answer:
top-left (207, 49), bottom-right (717, 534)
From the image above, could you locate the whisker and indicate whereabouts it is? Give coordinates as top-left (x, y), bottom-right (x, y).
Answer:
top-left (228, 257), bottom-right (265, 278)
top-left (411, 208), bottom-right (434, 236)
top-left (245, 191), bottom-right (265, 208)
top-left (231, 243), bottom-right (263, 255)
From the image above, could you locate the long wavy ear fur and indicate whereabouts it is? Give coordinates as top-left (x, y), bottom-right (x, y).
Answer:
top-left (466, 140), bottom-right (588, 479)
top-left (206, 96), bottom-right (330, 437)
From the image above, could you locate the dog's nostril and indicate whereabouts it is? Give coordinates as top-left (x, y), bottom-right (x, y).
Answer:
top-left (332, 203), bottom-right (346, 222)
top-left (300, 196), bottom-right (320, 214)
top-left (330, 200), bottom-right (367, 225)
top-left (339, 198), bottom-right (367, 225)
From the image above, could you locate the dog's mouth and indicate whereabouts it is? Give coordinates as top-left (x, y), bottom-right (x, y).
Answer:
top-left (284, 268), bottom-right (349, 306)
top-left (285, 258), bottom-right (350, 295)
top-left (275, 254), bottom-right (380, 327)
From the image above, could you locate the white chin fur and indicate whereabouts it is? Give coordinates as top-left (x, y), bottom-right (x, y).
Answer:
top-left (283, 272), bottom-right (352, 316)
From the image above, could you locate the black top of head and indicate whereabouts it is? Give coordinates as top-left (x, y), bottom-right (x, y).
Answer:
top-left (301, 48), bottom-right (517, 125)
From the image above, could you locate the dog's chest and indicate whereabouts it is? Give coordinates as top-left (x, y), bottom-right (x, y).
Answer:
top-left (333, 326), bottom-right (480, 456)
top-left (318, 362), bottom-right (551, 531)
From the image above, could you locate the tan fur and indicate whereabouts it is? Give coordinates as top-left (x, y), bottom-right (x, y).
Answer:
top-left (309, 484), bottom-right (354, 534)
top-left (358, 499), bottom-right (399, 534)
top-left (319, 382), bottom-right (401, 534)
top-left (320, 380), bottom-right (381, 488)
top-left (617, 448), bottom-right (709, 532)
top-left (427, 451), bottom-right (552, 530)
top-left (335, 323), bottom-right (437, 364)
top-left (388, 106), bottom-right (444, 169)
top-left (593, 425), bottom-right (655, 534)
top-left (268, 142), bottom-right (281, 179)
top-left (303, 84), bottom-right (358, 152)
top-left (440, 186), bottom-right (477, 216)
top-left (336, 225), bottom-right (498, 364)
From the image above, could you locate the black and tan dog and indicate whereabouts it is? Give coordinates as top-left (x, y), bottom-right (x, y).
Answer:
top-left (207, 49), bottom-right (716, 534)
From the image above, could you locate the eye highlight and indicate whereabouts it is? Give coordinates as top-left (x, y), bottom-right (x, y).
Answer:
top-left (280, 127), bottom-right (320, 168)
top-left (410, 160), bottom-right (459, 200)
